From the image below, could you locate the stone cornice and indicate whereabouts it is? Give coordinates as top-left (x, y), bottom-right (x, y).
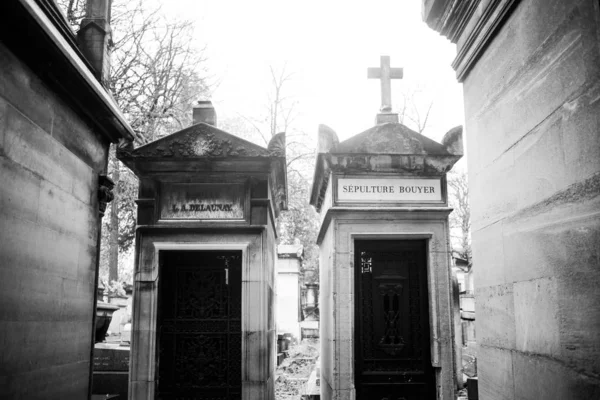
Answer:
top-left (316, 207), bottom-right (453, 245)
top-left (34, 0), bottom-right (82, 53)
top-left (423, 0), bottom-right (521, 82)
top-left (423, 0), bottom-right (480, 44)
top-left (1, 0), bottom-right (135, 142)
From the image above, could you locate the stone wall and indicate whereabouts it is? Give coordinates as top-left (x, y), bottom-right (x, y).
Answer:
top-left (424, 0), bottom-right (600, 398)
top-left (317, 225), bottom-right (335, 400)
top-left (0, 40), bottom-right (109, 398)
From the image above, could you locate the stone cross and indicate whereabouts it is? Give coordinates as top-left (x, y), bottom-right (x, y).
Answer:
top-left (368, 55), bottom-right (403, 112)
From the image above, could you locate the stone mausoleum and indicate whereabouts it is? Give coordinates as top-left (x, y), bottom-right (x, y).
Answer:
top-left (0, 0), bottom-right (134, 398)
top-left (118, 103), bottom-right (287, 399)
top-left (422, 0), bottom-right (600, 398)
top-left (310, 56), bottom-right (463, 400)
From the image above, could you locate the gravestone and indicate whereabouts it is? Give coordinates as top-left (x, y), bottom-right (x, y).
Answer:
top-left (310, 56), bottom-right (463, 400)
top-left (93, 345), bottom-right (130, 399)
top-left (277, 244), bottom-right (303, 341)
top-left (118, 102), bottom-right (287, 399)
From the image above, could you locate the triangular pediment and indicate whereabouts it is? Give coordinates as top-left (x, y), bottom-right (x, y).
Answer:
top-left (125, 122), bottom-right (270, 159)
top-left (335, 122), bottom-right (450, 155)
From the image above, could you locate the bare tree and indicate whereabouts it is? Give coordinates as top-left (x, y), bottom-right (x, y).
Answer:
top-left (220, 64), bottom-right (320, 279)
top-left (396, 87), bottom-right (434, 134)
top-left (56, 0), bottom-right (86, 28)
top-left (448, 171), bottom-right (471, 262)
top-left (265, 66), bottom-right (320, 279)
top-left (57, 0), bottom-right (211, 286)
top-left (267, 64), bottom-right (297, 137)
top-left (106, 2), bottom-right (210, 285)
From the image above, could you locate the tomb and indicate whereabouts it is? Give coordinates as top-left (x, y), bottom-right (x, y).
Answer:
top-left (277, 244), bottom-right (303, 341)
top-left (310, 56), bottom-right (463, 400)
top-left (118, 103), bottom-right (286, 399)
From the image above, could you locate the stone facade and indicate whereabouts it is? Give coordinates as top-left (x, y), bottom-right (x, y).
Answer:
top-left (423, 0), bottom-right (600, 398)
top-left (118, 113), bottom-right (287, 399)
top-left (0, 1), bottom-right (133, 398)
top-left (310, 121), bottom-right (463, 400)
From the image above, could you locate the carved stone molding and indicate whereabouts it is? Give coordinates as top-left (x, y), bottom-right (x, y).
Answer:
top-left (121, 124), bottom-right (270, 159)
top-left (423, 0), bottom-right (521, 82)
top-left (423, 0), bottom-right (480, 44)
top-left (267, 132), bottom-right (286, 157)
top-left (98, 174), bottom-right (115, 217)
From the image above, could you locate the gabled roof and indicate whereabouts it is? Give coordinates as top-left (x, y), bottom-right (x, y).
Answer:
top-left (122, 122), bottom-right (271, 159)
top-left (117, 124), bottom-right (288, 213)
top-left (335, 122), bottom-right (451, 155)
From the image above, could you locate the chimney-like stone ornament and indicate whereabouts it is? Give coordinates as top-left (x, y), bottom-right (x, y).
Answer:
top-left (77, 0), bottom-right (112, 86)
top-left (193, 101), bottom-right (217, 126)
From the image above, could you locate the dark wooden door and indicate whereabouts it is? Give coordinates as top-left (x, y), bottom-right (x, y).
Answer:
top-left (354, 240), bottom-right (435, 400)
top-left (157, 251), bottom-right (242, 400)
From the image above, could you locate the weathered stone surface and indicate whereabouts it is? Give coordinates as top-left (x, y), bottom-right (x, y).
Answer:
top-left (470, 220), bottom-right (506, 287)
top-left (326, 123), bottom-right (462, 176)
top-left (0, 43), bottom-right (54, 133)
top-left (0, 3), bottom-right (133, 392)
top-left (512, 350), bottom-right (600, 400)
top-left (336, 122), bottom-right (448, 155)
top-left (122, 123), bottom-right (270, 159)
top-left (93, 347), bottom-right (130, 372)
top-left (125, 118), bottom-right (284, 399)
top-left (51, 101), bottom-right (109, 171)
top-left (423, 0), bottom-right (600, 397)
top-left (0, 359), bottom-right (91, 399)
top-left (514, 277), bottom-right (561, 357)
top-left (477, 346), bottom-right (514, 400)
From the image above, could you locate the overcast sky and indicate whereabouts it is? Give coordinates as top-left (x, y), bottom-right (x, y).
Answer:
top-left (161, 0), bottom-right (465, 149)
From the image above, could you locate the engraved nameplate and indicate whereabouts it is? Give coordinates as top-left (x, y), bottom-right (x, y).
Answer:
top-left (160, 183), bottom-right (244, 220)
top-left (337, 177), bottom-right (442, 203)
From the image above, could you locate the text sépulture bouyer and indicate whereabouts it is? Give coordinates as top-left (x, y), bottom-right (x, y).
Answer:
top-left (341, 185), bottom-right (436, 194)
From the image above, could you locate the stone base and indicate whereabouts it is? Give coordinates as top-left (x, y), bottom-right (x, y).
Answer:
top-left (375, 112), bottom-right (399, 124)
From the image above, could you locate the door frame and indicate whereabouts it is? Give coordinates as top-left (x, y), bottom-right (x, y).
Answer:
top-left (353, 237), bottom-right (435, 399)
top-left (156, 248), bottom-right (244, 398)
top-left (319, 212), bottom-right (457, 400)
top-left (129, 239), bottom-right (255, 399)
top-left (347, 232), bottom-right (444, 398)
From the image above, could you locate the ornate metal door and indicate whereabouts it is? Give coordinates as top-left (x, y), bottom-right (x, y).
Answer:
top-left (354, 240), bottom-right (435, 400)
top-left (157, 251), bottom-right (242, 400)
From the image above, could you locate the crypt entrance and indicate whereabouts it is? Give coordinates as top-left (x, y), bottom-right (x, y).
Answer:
top-left (157, 250), bottom-right (242, 399)
top-left (354, 240), bottom-right (435, 400)
top-left (118, 103), bottom-right (287, 400)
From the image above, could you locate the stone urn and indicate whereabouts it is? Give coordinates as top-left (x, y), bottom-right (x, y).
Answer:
top-left (95, 301), bottom-right (119, 343)
top-left (302, 283), bottom-right (319, 319)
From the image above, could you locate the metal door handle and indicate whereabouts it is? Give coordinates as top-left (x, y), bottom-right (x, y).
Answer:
top-left (225, 268), bottom-right (229, 285)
